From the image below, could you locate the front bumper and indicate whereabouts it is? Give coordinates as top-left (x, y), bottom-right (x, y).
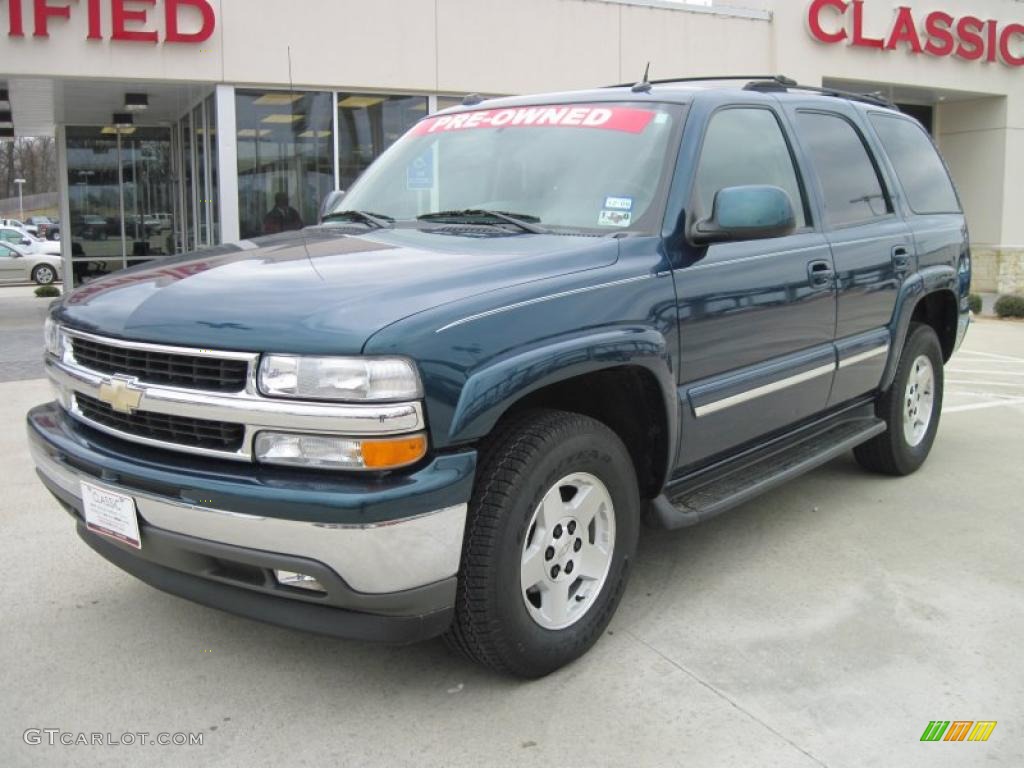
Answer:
top-left (28, 402), bottom-right (477, 643)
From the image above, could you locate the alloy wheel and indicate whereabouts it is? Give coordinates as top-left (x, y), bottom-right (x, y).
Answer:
top-left (903, 354), bottom-right (935, 447)
top-left (520, 472), bottom-right (616, 630)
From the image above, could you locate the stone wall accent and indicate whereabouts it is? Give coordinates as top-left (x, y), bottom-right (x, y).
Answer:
top-left (971, 248), bottom-right (1024, 295)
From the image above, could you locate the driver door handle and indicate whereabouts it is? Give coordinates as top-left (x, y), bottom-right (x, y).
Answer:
top-left (892, 246), bottom-right (912, 273)
top-left (807, 259), bottom-right (834, 289)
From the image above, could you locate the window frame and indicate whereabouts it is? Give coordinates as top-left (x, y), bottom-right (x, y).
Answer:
top-left (687, 104), bottom-right (815, 236)
top-left (867, 112), bottom-right (963, 217)
top-left (793, 108), bottom-right (896, 231)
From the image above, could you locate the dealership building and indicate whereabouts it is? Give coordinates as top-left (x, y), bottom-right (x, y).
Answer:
top-left (1, 0), bottom-right (1021, 291)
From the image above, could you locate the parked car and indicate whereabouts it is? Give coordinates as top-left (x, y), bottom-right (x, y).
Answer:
top-left (28, 216), bottom-right (60, 240)
top-left (0, 226), bottom-right (61, 256)
top-left (28, 77), bottom-right (970, 677)
top-left (0, 217), bottom-right (32, 234)
top-left (0, 241), bottom-right (61, 284)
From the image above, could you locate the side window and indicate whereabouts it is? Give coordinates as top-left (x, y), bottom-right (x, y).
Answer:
top-left (869, 115), bottom-right (960, 215)
top-left (0, 244), bottom-right (12, 256)
top-left (694, 108), bottom-right (807, 229)
top-left (796, 112), bottom-right (891, 228)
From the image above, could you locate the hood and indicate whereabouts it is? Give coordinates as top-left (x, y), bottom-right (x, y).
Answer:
top-left (55, 227), bottom-right (618, 354)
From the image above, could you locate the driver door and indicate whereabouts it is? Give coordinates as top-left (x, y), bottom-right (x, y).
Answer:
top-left (673, 104), bottom-right (837, 470)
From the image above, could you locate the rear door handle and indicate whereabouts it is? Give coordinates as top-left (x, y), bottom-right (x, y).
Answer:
top-left (892, 246), bottom-right (912, 273)
top-left (807, 259), bottom-right (834, 289)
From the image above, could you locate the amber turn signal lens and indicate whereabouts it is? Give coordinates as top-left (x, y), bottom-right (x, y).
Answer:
top-left (360, 434), bottom-right (428, 469)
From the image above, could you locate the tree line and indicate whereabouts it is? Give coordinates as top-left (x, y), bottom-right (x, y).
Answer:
top-left (1, 138), bottom-right (58, 198)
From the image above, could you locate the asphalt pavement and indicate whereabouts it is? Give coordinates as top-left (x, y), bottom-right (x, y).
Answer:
top-left (0, 303), bottom-right (1021, 768)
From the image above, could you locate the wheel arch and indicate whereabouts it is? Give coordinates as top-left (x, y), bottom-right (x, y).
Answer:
top-left (447, 328), bottom-right (678, 500)
top-left (882, 266), bottom-right (961, 391)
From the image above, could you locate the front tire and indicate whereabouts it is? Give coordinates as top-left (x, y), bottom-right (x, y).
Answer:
top-left (854, 323), bottom-right (944, 475)
top-left (446, 409), bottom-right (640, 678)
top-left (32, 265), bottom-right (56, 285)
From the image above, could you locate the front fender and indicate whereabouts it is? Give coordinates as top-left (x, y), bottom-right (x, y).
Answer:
top-left (448, 327), bottom-right (677, 448)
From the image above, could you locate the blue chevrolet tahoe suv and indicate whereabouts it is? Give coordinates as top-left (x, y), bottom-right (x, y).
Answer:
top-left (28, 77), bottom-right (971, 677)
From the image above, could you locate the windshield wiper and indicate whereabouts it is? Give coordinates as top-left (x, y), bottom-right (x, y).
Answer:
top-left (417, 209), bottom-right (549, 234)
top-left (321, 209), bottom-right (394, 229)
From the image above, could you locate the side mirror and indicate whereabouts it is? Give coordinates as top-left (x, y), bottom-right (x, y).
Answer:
top-left (319, 190), bottom-right (346, 224)
top-left (22, 238), bottom-right (32, 246)
top-left (692, 185), bottom-right (796, 245)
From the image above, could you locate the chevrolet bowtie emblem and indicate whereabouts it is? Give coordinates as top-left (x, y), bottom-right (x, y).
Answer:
top-left (97, 376), bottom-right (144, 415)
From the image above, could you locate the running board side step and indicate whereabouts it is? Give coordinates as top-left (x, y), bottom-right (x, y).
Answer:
top-left (647, 417), bottom-right (886, 529)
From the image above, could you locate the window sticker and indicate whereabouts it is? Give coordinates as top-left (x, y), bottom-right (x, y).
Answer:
top-left (598, 210), bottom-right (632, 227)
top-left (406, 147), bottom-right (435, 190)
top-left (604, 196), bottom-right (633, 211)
top-left (412, 106), bottom-right (657, 136)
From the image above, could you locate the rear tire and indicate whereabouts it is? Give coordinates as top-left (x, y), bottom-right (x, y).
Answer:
top-left (445, 409), bottom-right (640, 678)
top-left (854, 323), bottom-right (943, 476)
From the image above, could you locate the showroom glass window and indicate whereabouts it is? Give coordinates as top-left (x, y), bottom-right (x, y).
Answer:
top-left (235, 90), bottom-right (335, 239)
top-left (337, 94), bottom-right (428, 191)
top-left (65, 125), bottom-right (174, 277)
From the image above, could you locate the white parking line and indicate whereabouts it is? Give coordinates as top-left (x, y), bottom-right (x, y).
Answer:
top-left (946, 369), bottom-right (1024, 376)
top-left (956, 350), bottom-right (1024, 363)
top-left (944, 397), bottom-right (1024, 414)
top-left (948, 378), bottom-right (1024, 387)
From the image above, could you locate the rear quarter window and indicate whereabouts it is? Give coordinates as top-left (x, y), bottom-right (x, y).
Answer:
top-left (869, 114), bottom-right (961, 215)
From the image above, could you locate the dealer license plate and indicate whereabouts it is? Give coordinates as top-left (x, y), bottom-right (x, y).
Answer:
top-left (81, 481), bottom-right (141, 550)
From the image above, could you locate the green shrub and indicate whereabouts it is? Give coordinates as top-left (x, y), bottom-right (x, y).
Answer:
top-left (994, 294), bottom-right (1024, 318)
top-left (967, 293), bottom-right (982, 315)
top-left (34, 285), bottom-right (61, 298)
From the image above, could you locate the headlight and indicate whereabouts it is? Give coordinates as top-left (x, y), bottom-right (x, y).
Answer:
top-left (43, 317), bottom-right (64, 358)
top-left (254, 431), bottom-right (428, 470)
top-left (258, 355), bottom-right (421, 401)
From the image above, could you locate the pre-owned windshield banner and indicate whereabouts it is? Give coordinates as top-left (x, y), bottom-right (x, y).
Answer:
top-left (412, 106), bottom-right (657, 135)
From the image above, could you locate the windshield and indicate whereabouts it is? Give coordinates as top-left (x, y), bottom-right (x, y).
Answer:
top-left (333, 102), bottom-right (685, 234)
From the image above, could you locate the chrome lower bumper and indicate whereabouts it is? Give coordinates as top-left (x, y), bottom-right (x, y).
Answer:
top-left (32, 441), bottom-right (467, 595)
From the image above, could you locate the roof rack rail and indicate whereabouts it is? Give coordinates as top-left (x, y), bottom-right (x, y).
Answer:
top-left (744, 79), bottom-right (896, 109)
top-left (605, 74), bottom-right (795, 89)
top-left (605, 73), bottom-right (897, 110)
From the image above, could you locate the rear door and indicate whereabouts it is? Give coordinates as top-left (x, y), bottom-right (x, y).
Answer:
top-left (866, 112), bottom-right (966, 288)
top-left (672, 102), bottom-right (837, 469)
top-left (785, 105), bottom-right (913, 406)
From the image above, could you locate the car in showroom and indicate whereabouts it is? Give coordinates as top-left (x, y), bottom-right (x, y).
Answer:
top-left (28, 77), bottom-right (970, 677)
top-left (73, 215), bottom-right (112, 241)
top-left (0, 240), bottom-right (61, 284)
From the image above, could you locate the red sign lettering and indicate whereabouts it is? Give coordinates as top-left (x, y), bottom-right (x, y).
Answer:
top-left (32, 0), bottom-right (72, 37)
top-left (164, 0), bottom-right (214, 43)
top-left (412, 106), bottom-right (658, 136)
top-left (807, 1), bottom-right (1024, 67)
top-left (5, 0), bottom-right (215, 43)
top-left (111, 0), bottom-right (158, 43)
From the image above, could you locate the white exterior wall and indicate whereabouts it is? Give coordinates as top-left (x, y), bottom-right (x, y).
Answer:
top-left (1, 0), bottom-right (1021, 286)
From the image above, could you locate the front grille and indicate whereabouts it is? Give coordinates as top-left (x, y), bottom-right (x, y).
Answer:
top-left (71, 337), bottom-right (248, 392)
top-left (75, 393), bottom-right (245, 452)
